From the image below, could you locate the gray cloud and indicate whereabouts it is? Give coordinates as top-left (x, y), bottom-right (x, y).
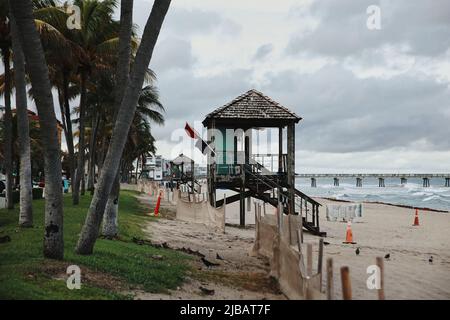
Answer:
top-left (132, 1), bottom-right (242, 37)
top-left (124, 0), bottom-right (450, 171)
top-left (259, 66), bottom-right (450, 152)
top-left (253, 43), bottom-right (274, 60)
top-left (151, 68), bottom-right (254, 141)
top-left (151, 38), bottom-right (197, 72)
top-left (286, 0), bottom-right (450, 57)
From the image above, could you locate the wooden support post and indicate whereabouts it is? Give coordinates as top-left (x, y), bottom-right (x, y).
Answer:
top-left (376, 257), bottom-right (385, 300)
top-left (277, 201), bottom-right (283, 234)
top-left (287, 123), bottom-right (295, 216)
top-left (312, 204), bottom-right (316, 226)
top-left (307, 243), bottom-right (313, 277)
top-left (326, 258), bottom-right (333, 300)
top-left (278, 127), bottom-right (283, 173)
top-left (314, 204), bottom-right (320, 230)
top-left (296, 229), bottom-right (302, 254)
top-left (318, 238), bottom-right (324, 290)
top-left (240, 181), bottom-right (245, 226)
top-left (340, 266), bottom-right (352, 300)
top-left (223, 193), bottom-right (226, 233)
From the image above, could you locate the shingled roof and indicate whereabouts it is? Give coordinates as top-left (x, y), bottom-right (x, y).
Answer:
top-left (172, 153), bottom-right (194, 165)
top-left (203, 89), bottom-right (302, 126)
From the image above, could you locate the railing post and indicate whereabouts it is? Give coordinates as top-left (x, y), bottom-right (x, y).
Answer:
top-left (316, 204), bottom-right (320, 230)
top-left (312, 203), bottom-right (316, 226)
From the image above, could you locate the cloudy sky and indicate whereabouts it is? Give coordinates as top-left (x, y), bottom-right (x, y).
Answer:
top-left (134, 0), bottom-right (450, 172)
top-left (132, 0), bottom-right (450, 173)
top-left (6, 0), bottom-right (450, 173)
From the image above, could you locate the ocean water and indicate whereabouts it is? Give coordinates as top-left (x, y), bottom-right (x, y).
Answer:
top-left (295, 177), bottom-right (450, 212)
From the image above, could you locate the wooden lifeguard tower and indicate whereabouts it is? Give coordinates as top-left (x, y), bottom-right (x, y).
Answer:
top-left (170, 153), bottom-right (201, 193)
top-left (202, 89), bottom-right (325, 236)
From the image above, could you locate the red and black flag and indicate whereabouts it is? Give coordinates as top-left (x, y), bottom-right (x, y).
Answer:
top-left (184, 122), bottom-right (215, 157)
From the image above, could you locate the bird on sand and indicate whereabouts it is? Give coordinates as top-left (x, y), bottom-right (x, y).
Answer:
top-left (199, 286), bottom-right (215, 295)
top-left (216, 253), bottom-right (224, 260)
top-left (384, 253), bottom-right (390, 260)
top-left (323, 241), bottom-right (330, 246)
top-left (429, 256), bottom-right (433, 264)
top-left (201, 257), bottom-right (220, 268)
top-left (355, 247), bottom-right (360, 255)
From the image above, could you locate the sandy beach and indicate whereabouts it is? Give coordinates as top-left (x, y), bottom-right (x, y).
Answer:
top-left (137, 192), bottom-right (450, 300)
top-left (308, 198), bottom-right (450, 300)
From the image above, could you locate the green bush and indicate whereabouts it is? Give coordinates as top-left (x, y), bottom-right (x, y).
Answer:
top-left (12, 190), bottom-right (19, 204)
top-left (6, 188), bottom-right (43, 203)
top-left (32, 188), bottom-right (43, 200)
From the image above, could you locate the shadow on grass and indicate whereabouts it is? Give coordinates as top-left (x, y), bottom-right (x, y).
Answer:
top-left (0, 190), bottom-right (191, 299)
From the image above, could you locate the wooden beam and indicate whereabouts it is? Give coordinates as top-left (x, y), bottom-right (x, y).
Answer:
top-left (287, 123), bottom-right (295, 215)
top-left (326, 258), bottom-right (333, 300)
top-left (376, 257), bottom-right (385, 300)
top-left (318, 238), bottom-right (324, 291)
top-left (278, 126), bottom-right (283, 173)
top-left (307, 243), bottom-right (313, 277)
top-left (240, 178), bottom-right (245, 226)
top-left (340, 266), bottom-right (352, 300)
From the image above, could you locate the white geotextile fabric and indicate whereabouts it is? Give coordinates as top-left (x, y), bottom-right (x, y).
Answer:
top-left (326, 203), bottom-right (363, 222)
top-left (175, 190), bottom-right (225, 233)
top-left (252, 212), bottom-right (325, 300)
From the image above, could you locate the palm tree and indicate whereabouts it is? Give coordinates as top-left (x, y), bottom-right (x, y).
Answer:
top-left (10, 14), bottom-right (33, 226)
top-left (101, 0), bottom-right (133, 237)
top-left (76, 0), bottom-right (171, 255)
top-left (102, 84), bottom-right (164, 237)
top-left (33, 0), bottom-right (78, 189)
top-left (70, 0), bottom-right (120, 205)
top-left (9, 0), bottom-right (64, 259)
top-left (0, 0), bottom-right (13, 209)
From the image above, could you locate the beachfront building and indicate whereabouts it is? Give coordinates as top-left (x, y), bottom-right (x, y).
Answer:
top-left (170, 154), bottom-right (202, 193)
top-left (202, 89), bottom-right (325, 235)
top-left (140, 155), bottom-right (170, 181)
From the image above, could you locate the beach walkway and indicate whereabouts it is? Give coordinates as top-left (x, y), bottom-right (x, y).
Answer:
top-left (133, 193), bottom-right (285, 300)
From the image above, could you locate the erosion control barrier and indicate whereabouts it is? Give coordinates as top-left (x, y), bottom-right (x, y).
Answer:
top-left (175, 189), bottom-right (225, 233)
top-left (326, 203), bottom-right (363, 222)
top-left (252, 205), bottom-right (325, 300)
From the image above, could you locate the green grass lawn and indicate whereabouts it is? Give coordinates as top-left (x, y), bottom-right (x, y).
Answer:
top-left (0, 191), bottom-right (191, 300)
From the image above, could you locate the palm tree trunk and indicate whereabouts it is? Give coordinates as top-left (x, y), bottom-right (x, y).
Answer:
top-left (76, 0), bottom-right (171, 255)
top-left (102, 171), bottom-right (120, 238)
top-left (72, 70), bottom-right (87, 204)
top-left (10, 0), bottom-right (64, 259)
top-left (87, 113), bottom-right (100, 195)
top-left (102, 0), bottom-right (134, 233)
top-left (62, 71), bottom-right (75, 188)
top-left (11, 15), bottom-right (33, 226)
top-left (135, 156), bottom-right (139, 183)
top-left (2, 47), bottom-right (13, 210)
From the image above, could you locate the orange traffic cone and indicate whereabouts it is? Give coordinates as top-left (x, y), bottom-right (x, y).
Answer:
top-left (343, 221), bottom-right (356, 244)
top-left (413, 209), bottom-right (420, 226)
top-left (153, 190), bottom-right (162, 216)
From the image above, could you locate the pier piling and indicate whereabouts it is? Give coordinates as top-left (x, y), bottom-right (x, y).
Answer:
top-left (333, 178), bottom-right (339, 187)
top-left (356, 177), bottom-right (362, 187)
